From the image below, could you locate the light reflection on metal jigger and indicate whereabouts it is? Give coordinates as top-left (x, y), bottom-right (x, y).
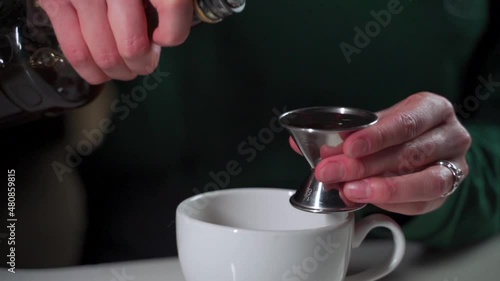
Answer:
top-left (279, 107), bottom-right (378, 213)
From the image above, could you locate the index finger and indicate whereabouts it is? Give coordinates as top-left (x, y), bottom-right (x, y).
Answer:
top-left (344, 92), bottom-right (455, 158)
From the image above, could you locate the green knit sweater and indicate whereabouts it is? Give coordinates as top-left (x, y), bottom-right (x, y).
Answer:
top-left (81, 0), bottom-right (499, 254)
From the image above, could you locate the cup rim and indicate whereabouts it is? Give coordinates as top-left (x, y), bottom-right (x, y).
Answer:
top-left (176, 187), bottom-right (353, 235)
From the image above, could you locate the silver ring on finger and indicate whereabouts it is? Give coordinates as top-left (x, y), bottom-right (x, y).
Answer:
top-left (436, 160), bottom-right (464, 197)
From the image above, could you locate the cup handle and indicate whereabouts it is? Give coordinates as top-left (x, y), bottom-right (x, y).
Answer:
top-left (344, 214), bottom-right (406, 281)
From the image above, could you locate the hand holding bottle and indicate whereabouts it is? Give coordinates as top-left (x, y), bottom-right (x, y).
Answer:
top-left (39, 0), bottom-right (194, 84)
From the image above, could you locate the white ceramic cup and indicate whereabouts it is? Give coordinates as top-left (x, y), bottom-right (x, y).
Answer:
top-left (176, 188), bottom-right (406, 281)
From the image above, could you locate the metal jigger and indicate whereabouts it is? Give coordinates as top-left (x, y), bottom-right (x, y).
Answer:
top-left (279, 107), bottom-right (378, 213)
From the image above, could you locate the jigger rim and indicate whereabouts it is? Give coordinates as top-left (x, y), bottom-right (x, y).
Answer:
top-left (278, 106), bottom-right (378, 133)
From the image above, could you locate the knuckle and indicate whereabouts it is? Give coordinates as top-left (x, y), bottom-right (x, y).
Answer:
top-left (398, 112), bottom-right (420, 139)
top-left (354, 160), bottom-right (369, 179)
top-left (401, 143), bottom-right (421, 163)
top-left (431, 93), bottom-right (455, 119)
top-left (414, 91), bottom-right (431, 99)
top-left (414, 91), bottom-right (441, 101)
top-left (433, 169), bottom-right (452, 196)
top-left (95, 52), bottom-right (122, 71)
top-left (382, 177), bottom-right (401, 202)
top-left (65, 47), bottom-right (92, 67)
top-left (407, 92), bottom-right (455, 119)
top-left (405, 92), bottom-right (430, 105)
top-left (120, 36), bottom-right (150, 60)
top-left (457, 127), bottom-right (472, 150)
top-left (422, 92), bottom-right (455, 118)
top-left (374, 126), bottom-right (387, 150)
top-left (440, 97), bottom-right (455, 117)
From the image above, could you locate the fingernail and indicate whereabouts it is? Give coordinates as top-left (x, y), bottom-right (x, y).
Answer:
top-left (345, 181), bottom-right (372, 200)
top-left (145, 44), bottom-right (162, 73)
top-left (319, 162), bottom-right (345, 182)
top-left (152, 43), bottom-right (162, 54)
top-left (348, 139), bottom-right (369, 158)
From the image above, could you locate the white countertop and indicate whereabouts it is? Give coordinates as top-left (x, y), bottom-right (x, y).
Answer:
top-left (3, 235), bottom-right (500, 281)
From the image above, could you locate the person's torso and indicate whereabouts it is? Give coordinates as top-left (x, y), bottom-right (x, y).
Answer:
top-left (79, 0), bottom-right (490, 260)
top-left (98, 0), bottom-right (488, 185)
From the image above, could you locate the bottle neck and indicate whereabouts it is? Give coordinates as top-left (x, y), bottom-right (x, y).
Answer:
top-left (195, 0), bottom-right (246, 22)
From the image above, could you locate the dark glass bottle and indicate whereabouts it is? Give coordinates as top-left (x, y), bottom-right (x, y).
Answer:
top-left (0, 0), bottom-right (102, 129)
top-left (0, 0), bottom-right (246, 129)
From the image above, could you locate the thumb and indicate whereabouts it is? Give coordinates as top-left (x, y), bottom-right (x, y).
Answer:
top-left (148, 0), bottom-right (193, 46)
